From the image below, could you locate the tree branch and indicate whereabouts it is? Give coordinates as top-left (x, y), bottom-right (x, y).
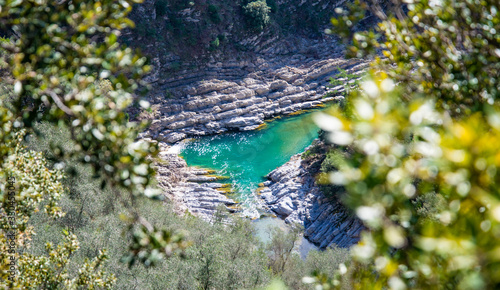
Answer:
top-left (47, 91), bottom-right (74, 116)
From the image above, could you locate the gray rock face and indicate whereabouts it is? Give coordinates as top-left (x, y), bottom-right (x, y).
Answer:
top-left (142, 37), bottom-right (367, 143)
top-left (155, 142), bottom-right (237, 221)
top-left (260, 152), bottom-right (364, 248)
top-left (163, 132), bottom-right (187, 143)
top-left (223, 116), bottom-right (263, 128)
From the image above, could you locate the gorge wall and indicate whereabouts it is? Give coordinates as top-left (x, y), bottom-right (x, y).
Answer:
top-left (144, 54), bottom-right (367, 143)
top-left (129, 0), bottom-right (371, 144)
top-left (259, 151), bottom-right (363, 248)
top-left (130, 0), bottom-right (368, 249)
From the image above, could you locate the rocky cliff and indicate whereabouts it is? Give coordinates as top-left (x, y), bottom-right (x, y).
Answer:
top-left (259, 149), bottom-right (363, 248)
top-left (138, 38), bottom-right (367, 143)
top-left (154, 141), bottom-right (238, 221)
top-left (130, 0), bottom-right (368, 247)
top-left (145, 55), bottom-right (366, 143)
top-left (127, 0), bottom-right (369, 143)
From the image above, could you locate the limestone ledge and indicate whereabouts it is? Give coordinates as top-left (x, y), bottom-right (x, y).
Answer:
top-left (154, 142), bottom-right (238, 222)
top-left (143, 44), bottom-right (368, 143)
top-left (259, 151), bottom-right (364, 249)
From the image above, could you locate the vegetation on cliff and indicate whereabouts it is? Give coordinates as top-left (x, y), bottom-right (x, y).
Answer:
top-left (242, 1), bottom-right (271, 32)
top-left (126, 0), bottom-right (351, 60)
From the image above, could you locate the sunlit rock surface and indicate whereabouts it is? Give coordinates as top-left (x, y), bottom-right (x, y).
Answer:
top-left (154, 142), bottom-right (237, 221)
top-left (260, 151), bottom-right (364, 248)
top-left (141, 40), bottom-right (367, 142)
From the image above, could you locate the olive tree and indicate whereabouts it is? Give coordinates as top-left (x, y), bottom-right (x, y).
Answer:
top-left (0, 0), bottom-right (186, 287)
top-left (1, 131), bottom-right (116, 288)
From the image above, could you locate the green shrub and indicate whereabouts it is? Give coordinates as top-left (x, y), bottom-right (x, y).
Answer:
top-left (154, 0), bottom-right (168, 17)
top-left (242, 1), bottom-right (271, 32)
top-left (167, 14), bottom-right (185, 37)
top-left (302, 143), bottom-right (322, 159)
top-left (412, 192), bottom-right (447, 222)
top-left (217, 33), bottom-right (227, 42)
top-left (329, 67), bottom-right (361, 95)
top-left (321, 150), bottom-right (345, 173)
top-left (267, 0), bottom-right (277, 13)
top-left (209, 36), bottom-right (220, 51)
top-left (135, 22), bottom-right (157, 38)
top-left (207, 4), bottom-right (222, 24)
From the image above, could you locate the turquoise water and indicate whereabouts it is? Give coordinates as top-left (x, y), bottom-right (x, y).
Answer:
top-left (180, 110), bottom-right (322, 216)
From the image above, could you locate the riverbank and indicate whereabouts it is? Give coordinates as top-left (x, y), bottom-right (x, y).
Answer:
top-left (259, 147), bottom-right (363, 248)
top-left (140, 44), bottom-right (367, 143)
top-left (152, 107), bottom-right (363, 249)
top-left (142, 29), bottom-right (368, 249)
top-left (153, 141), bottom-right (240, 221)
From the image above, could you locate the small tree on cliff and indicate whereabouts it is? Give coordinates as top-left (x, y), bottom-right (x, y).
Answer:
top-left (243, 0), bottom-right (271, 32)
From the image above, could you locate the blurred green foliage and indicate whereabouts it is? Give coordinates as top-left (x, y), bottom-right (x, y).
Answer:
top-left (307, 0), bottom-right (500, 287)
top-left (0, 0), bottom-right (187, 286)
top-left (154, 0), bottom-right (168, 17)
top-left (208, 3), bottom-right (222, 24)
top-left (332, 0), bottom-right (500, 114)
top-left (313, 74), bottom-right (500, 289)
top-left (329, 67), bottom-right (361, 96)
top-left (0, 130), bottom-right (116, 288)
top-left (266, 0), bottom-right (278, 13)
top-left (210, 36), bottom-right (221, 51)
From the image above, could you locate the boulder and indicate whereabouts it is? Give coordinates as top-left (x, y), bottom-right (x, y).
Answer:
top-left (272, 196), bottom-right (295, 217)
top-left (269, 80), bottom-right (288, 91)
top-left (166, 121), bottom-right (187, 130)
top-left (163, 132), bottom-right (186, 143)
top-left (224, 116), bottom-right (263, 128)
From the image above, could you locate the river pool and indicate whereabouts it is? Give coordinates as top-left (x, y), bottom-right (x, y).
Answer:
top-left (180, 109), bottom-right (322, 217)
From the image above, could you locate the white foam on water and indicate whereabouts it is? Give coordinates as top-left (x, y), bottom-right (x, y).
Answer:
top-left (166, 145), bottom-right (181, 154)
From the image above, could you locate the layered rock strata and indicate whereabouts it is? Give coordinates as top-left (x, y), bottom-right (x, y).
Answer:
top-left (144, 45), bottom-right (368, 143)
top-left (154, 142), bottom-right (237, 221)
top-left (138, 26), bottom-right (369, 231)
top-left (259, 152), bottom-right (364, 248)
